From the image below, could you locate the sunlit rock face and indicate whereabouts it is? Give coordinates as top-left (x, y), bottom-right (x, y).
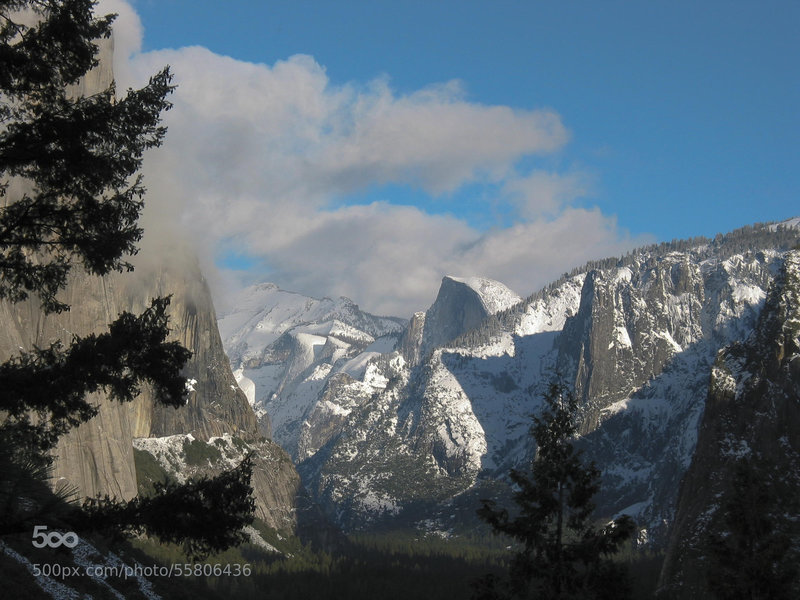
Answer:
top-left (217, 281), bottom-right (407, 460)
top-left (418, 275), bottom-right (521, 360)
top-left (0, 260), bottom-right (302, 531)
top-left (0, 34), bottom-right (301, 533)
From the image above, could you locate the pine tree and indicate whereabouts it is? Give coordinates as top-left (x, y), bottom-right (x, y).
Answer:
top-left (705, 456), bottom-right (798, 600)
top-left (477, 382), bottom-right (636, 599)
top-left (0, 0), bottom-right (254, 558)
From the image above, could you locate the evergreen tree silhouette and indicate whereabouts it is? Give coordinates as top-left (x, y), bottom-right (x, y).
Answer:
top-left (0, 0), bottom-right (254, 558)
top-left (477, 382), bottom-right (635, 599)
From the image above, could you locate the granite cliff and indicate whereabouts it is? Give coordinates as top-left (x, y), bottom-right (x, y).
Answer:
top-left (658, 249), bottom-right (800, 597)
top-left (0, 260), bottom-right (301, 532)
top-left (0, 29), bottom-right (300, 534)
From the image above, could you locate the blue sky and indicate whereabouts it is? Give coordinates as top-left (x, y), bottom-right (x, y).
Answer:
top-left (108, 0), bottom-right (798, 315)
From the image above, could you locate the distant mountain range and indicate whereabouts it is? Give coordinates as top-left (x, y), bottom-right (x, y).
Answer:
top-left (220, 219), bottom-right (800, 596)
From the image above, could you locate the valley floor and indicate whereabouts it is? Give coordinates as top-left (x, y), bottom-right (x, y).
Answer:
top-left (2, 527), bottom-right (664, 599)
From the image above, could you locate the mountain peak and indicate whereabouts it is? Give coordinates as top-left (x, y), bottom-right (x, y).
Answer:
top-left (442, 275), bottom-right (521, 315)
top-left (417, 275), bottom-right (519, 357)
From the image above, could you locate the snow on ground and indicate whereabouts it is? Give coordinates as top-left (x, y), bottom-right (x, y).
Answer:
top-left (731, 282), bottom-right (766, 306)
top-left (133, 433), bottom-right (193, 481)
top-left (133, 432), bottom-right (250, 480)
top-left (339, 351), bottom-right (382, 379)
top-left (0, 539), bottom-right (162, 600)
top-left (614, 266), bottom-right (633, 283)
top-left (243, 526), bottom-right (280, 554)
top-left (611, 325), bottom-right (632, 349)
top-left (363, 361), bottom-right (392, 390)
top-left (295, 320), bottom-right (375, 344)
top-left (768, 216), bottom-right (800, 230)
top-left (601, 397), bottom-right (674, 423)
top-left (219, 282), bottom-right (405, 366)
top-left (233, 367), bottom-right (256, 405)
top-left (516, 275), bottom-right (584, 337)
top-left (1, 541), bottom-right (83, 599)
top-left (364, 335), bottom-right (399, 354)
top-left (654, 330), bottom-right (683, 353)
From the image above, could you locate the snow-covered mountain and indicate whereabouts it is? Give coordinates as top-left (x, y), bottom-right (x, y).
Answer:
top-left (218, 283), bottom-right (406, 453)
top-left (220, 220), bottom-right (800, 543)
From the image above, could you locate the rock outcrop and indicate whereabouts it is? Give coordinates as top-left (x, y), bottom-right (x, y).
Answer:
top-left (658, 250), bottom-right (800, 597)
top-left (0, 261), bottom-right (302, 532)
top-left (415, 276), bottom-right (520, 362)
top-left (218, 282), bottom-right (406, 460)
top-left (0, 29), bottom-right (301, 534)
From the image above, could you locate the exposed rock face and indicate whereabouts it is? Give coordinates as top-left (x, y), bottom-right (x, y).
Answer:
top-left (557, 251), bottom-right (770, 429)
top-left (399, 311), bottom-right (426, 365)
top-left (0, 272), bottom-right (142, 500)
top-left (0, 262), bottom-right (302, 532)
top-left (419, 276), bottom-right (519, 359)
top-left (548, 251), bottom-right (773, 542)
top-left (133, 431), bottom-right (299, 531)
top-left (397, 278), bottom-right (520, 368)
top-left (125, 265), bottom-right (261, 440)
top-left (658, 250), bottom-right (800, 597)
top-left (0, 35), bottom-right (301, 533)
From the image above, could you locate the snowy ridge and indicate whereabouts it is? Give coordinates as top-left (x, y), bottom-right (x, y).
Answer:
top-left (219, 222), bottom-right (800, 539)
top-left (768, 215), bottom-right (800, 231)
top-left (133, 432), bottom-right (255, 482)
top-left (659, 249), bottom-right (800, 595)
top-left (301, 246), bottom-right (792, 535)
top-left (219, 284), bottom-right (406, 458)
top-left (292, 272), bottom-right (587, 530)
top-left (515, 274), bottom-right (585, 336)
top-left (446, 276), bottom-right (521, 314)
top-left (219, 283), bottom-right (405, 366)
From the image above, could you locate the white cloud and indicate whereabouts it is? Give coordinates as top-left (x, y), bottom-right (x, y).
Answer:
top-left (125, 47), bottom-right (568, 203)
top-left (95, 0), bottom-right (143, 84)
top-left (202, 202), bottom-right (645, 318)
top-left (502, 170), bottom-right (593, 219)
top-left (105, 2), bottom-right (650, 317)
top-left (249, 204), bottom-right (645, 317)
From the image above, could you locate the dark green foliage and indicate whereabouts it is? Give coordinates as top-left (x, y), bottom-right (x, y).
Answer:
top-left (0, 297), bottom-right (191, 456)
top-left (77, 455), bottom-right (256, 561)
top-left (0, 0), bottom-right (173, 313)
top-left (267, 538), bottom-right (501, 600)
top-left (1, 0), bottom-right (112, 93)
top-left (183, 436), bottom-right (224, 466)
top-left (210, 531), bottom-right (508, 600)
top-left (133, 448), bottom-right (175, 496)
top-left (705, 457), bottom-right (799, 600)
top-left (125, 524), bottom-right (663, 600)
top-left (0, 443), bottom-right (76, 535)
top-left (477, 383), bottom-right (636, 599)
top-left (0, 0), bottom-right (255, 565)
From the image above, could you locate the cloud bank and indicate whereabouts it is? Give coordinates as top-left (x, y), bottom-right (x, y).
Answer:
top-left (100, 1), bottom-right (650, 317)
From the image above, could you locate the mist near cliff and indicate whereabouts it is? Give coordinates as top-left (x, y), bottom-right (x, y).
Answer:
top-left (98, 0), bottom-right (650, 317)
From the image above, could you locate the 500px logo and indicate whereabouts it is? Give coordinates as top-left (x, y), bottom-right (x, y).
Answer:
top-left (32, 526), bottom-right (79, 549)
